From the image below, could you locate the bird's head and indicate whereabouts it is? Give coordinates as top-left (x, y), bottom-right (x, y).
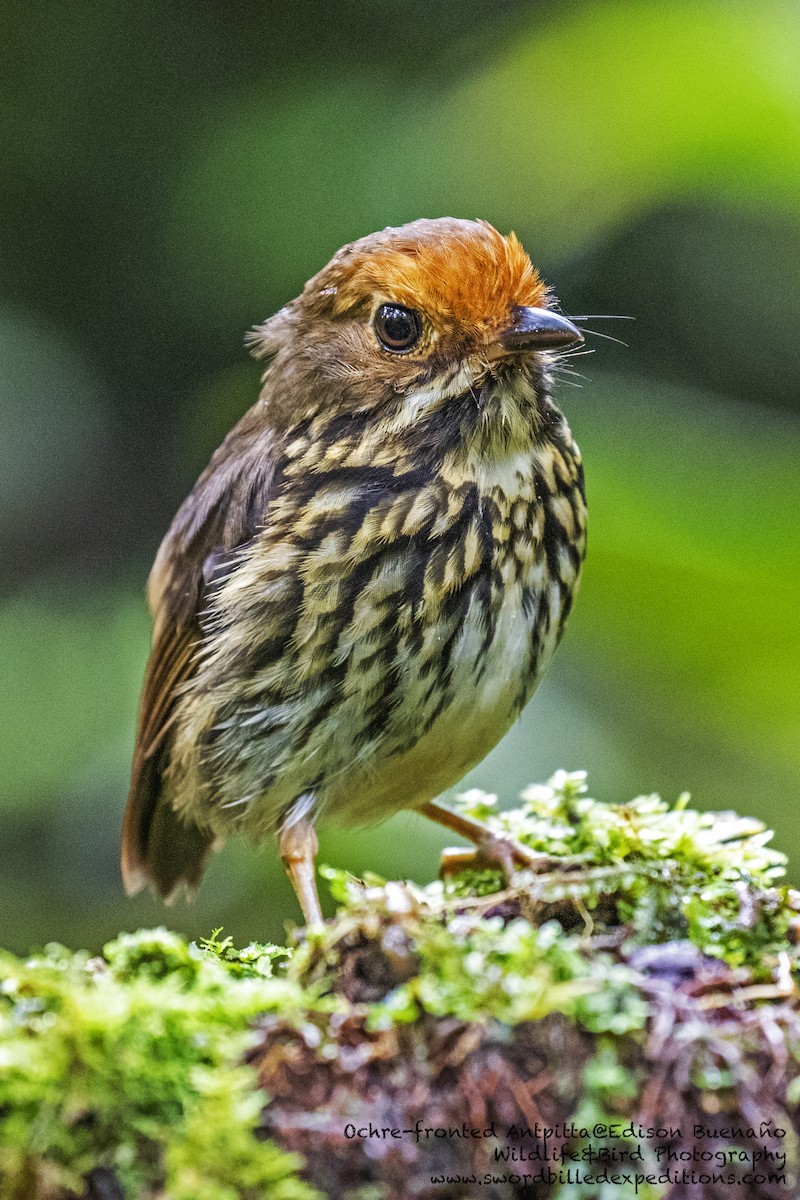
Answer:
top-left (249, 218), bottom-right (583, 444)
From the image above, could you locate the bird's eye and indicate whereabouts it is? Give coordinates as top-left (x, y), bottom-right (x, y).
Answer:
top-left (374, 303), bottom-right (422, 353)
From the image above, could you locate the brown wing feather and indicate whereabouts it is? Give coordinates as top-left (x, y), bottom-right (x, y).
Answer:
top-left (139, 625), bottom-right (196, 759)
top-left (121, 404), bottom-right (277, 899)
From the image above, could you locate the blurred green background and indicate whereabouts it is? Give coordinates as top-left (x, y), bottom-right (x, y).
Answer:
top-left (2, 0), bottom-right (799, 953)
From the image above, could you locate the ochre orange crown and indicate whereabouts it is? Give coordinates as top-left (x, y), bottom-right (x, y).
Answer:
top-left (310, 218), bottom-right (550, 337)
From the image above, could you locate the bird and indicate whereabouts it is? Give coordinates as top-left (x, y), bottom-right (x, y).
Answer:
top-left (121, 217), bottom-right (588, 926)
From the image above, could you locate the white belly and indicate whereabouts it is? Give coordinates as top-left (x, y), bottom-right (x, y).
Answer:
top-left (328, 571), bottom-right (563, 825)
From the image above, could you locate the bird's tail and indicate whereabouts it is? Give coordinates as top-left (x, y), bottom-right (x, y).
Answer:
top-left (121, 748), bottom-right (214, 903)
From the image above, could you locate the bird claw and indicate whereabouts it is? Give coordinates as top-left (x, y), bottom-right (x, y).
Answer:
top-left (439, 833), bottom-right (549, 882)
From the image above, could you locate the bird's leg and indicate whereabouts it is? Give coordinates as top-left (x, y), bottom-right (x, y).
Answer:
top-left (280, 816), bottom-right (323, 927)
top-left (419, 799), bottom-right (554, 879)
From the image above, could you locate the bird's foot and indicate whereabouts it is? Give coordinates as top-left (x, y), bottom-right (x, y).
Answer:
top-left (419, 799), bottom-right (554, 883)
top-left (439, 832), bottom-right (552, 882)
top-left (279, 814), bottom-right (324, 927)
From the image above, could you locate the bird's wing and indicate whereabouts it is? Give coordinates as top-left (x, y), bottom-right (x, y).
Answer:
top-left (121, 406), bottom-right (277, 899)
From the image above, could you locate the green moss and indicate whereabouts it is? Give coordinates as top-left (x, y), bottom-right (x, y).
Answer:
top-left (342, 914), bottom-right (645, 1035)
top-left (449, 771), bottom-right (792, 977)
top-left (196, 928), bottom-right (293, 980)
top-left (1, 774), bottom-right (796, 1199)
top-left (0, 929), bottom-right (318, 1199)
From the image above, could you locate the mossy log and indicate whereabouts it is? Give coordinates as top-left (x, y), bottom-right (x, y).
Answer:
top-left (2, 774), bottom-right (800, 1200)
